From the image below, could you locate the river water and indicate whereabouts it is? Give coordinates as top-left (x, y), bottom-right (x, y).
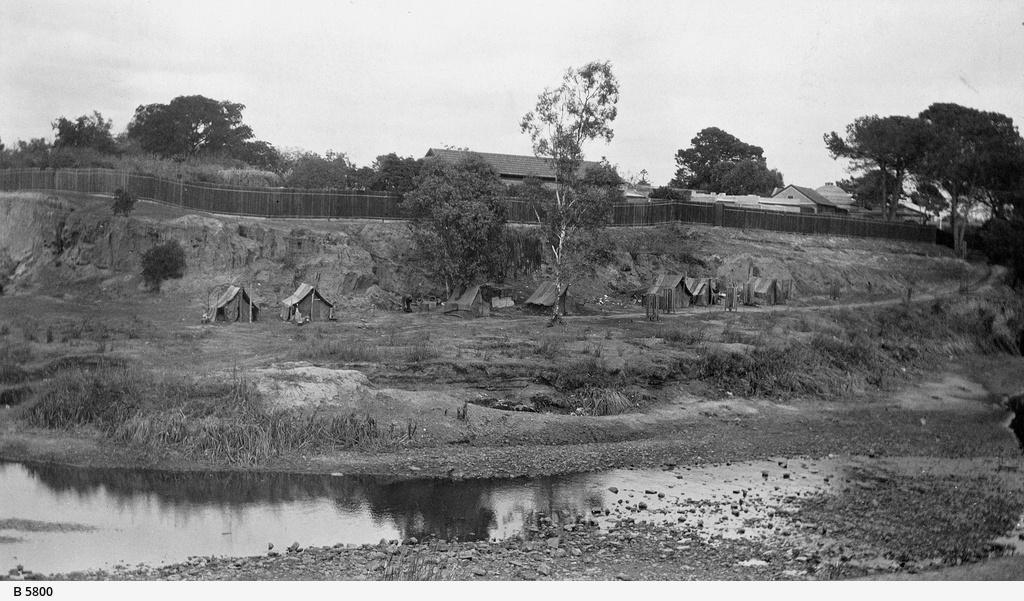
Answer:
top-left (0, 458), bottom-right (843, 575)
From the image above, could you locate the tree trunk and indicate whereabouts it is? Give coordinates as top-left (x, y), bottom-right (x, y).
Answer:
top-left (880, 168), bottom-right (889, 221)
top-left (550, 225), bottom-right (567, 325)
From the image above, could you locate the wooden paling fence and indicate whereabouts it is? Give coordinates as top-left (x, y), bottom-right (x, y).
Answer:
top-left (0, 167), bottom-right (936, 243)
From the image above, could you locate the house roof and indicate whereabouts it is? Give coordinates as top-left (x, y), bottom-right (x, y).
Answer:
top-left (814, 184), bottom-right (856, 206)
top-left (425, 148), bottom-right (602, 181)
top-left (771, 185), bottom-right (838, 208)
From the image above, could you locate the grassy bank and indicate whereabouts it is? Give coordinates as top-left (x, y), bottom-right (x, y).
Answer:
top-left (2, 286), bottom-right (1021, 466)
top-left (15, 363), bottom-right (415, 465)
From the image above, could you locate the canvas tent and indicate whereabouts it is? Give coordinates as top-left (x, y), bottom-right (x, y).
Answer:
top-left (743, 277), bottom-right (783, 306)
top-left (525, 281), bottom-right (574, 314)
top-left (280, 282), bottom-right (335, 321)
top-left (646, 274), bottom-right (687, 313)
top-left (684, 277), bottom-right (715, 306)
top-left (211, 285), bottom-right (260, 322)
top-left (444, 285), bottom-right (491, 318)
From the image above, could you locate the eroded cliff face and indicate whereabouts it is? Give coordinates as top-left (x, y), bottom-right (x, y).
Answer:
top-left (0, 193), bottom-right (426, 305)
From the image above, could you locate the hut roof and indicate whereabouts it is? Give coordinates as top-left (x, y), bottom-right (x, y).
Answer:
top-left (525, 281), bottom-right (566, 307)
top-left (646, 274), bottom-right (684, 295)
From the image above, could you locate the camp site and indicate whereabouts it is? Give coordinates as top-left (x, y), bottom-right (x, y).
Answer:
top-left (1, 1), bottom-right (1024, 584)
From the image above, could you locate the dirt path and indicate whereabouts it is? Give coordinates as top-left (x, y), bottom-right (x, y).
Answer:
top-left (587, 264), bottom-right (1000, 322)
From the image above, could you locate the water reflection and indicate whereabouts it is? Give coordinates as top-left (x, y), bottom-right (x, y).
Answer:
top-left (0, 461), bottom-right (603, 574)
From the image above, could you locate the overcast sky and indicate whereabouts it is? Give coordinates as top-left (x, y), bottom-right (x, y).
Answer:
top-left (2, 0), bottom-right (1023, 187)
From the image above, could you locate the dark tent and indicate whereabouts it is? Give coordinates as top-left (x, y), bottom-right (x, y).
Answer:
top-left (684, 277), bottom-right (715, 306)
top-left (212, 285), bottom-right (260, 322)
top-left (744, 277), bottom-right (783, 306)
top-left (280, 283), bottom-right (335, 322)
top-left (444, 285), bottom-right (491, 318)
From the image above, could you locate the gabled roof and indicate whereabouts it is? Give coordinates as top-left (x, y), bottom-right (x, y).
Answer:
top-left (446, 285), bottom-right (484, 309)
top-left (214, 285), bottom-right (258, 310)
top-left (281, 283), bottom-right (334, 308)
top-left (684, 277), bottom-right (709, 296)
top-left (815, 183), bottom-right (856, 206)
top-left (646, 274), bottom-right (685, 295)
top-left (525, 281), bottom-right (568, 307)
top-left (425, 148), bottom-right (602, 181)
top-left (771, 185), bottom-right (838, 208)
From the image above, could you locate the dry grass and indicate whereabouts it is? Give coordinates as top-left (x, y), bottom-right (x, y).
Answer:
top-left (21, 362), bottom-right (418, 464)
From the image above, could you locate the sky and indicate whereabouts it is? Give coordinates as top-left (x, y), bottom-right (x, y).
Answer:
top-left (2, 0), bottom-right (1023, 187)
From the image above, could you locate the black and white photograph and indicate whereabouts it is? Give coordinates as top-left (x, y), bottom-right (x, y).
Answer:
top-left (1, 0), bottom-right (1023, 589)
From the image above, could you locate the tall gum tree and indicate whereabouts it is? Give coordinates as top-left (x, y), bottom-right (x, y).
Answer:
top-left (520, 61), bottom-right (619, 323)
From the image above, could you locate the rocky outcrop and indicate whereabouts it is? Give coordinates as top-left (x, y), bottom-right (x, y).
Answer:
top-left (0, 193), bottom-right (426, 303)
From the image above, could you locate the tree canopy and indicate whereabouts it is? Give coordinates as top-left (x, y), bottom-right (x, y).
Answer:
top-left (404, 155), bottom-right (509, 294)
top-left (671, 127), bottom-right (783, 195)
top-left (915, 103), bottom-right (1024, 254)
top-left (52, 111), bottom-right (117, 154)
top-left (824, 115), bottom-right (936, 220)
top-left (126, 95), bottom-right (268, 160)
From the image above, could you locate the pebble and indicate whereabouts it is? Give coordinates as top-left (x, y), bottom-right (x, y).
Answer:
top-left (608, 487), bottom-right (619, 494)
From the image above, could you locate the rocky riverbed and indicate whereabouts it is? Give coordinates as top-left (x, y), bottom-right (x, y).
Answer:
top-left (14, 455), bottom-right (1019, 581)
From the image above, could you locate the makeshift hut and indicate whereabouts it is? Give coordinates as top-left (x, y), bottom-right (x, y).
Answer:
top-left (280, 282), bottom-right (335, 322)
top-left (743, 277), bottom-right (783, 306)
top-left (684, 277), bottom-right (715, 306)
top-left (211, 285), bottom-right (260, 322)
top-left (444, 285), bottom-right (491, 318)
top-left (525, 281), bottom-right (574, 314)
top-left (646, 274), bottom-right (687, 313)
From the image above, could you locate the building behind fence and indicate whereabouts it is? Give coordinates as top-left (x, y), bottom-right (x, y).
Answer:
top-left (0, 167), bottom-right (936, 244)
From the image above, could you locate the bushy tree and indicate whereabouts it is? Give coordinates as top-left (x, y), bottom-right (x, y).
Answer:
top-left (520, 60), bottom-right (619, 322)
top-left (368, 153), bottom-right (422, 193)
top-left (648, 186), bottom-right (690, 201)
top-left (111, 188), bottom-right (137, 216)
top-left (715, 158), bottom-right (784, 196)
top-left (824, 115), bottom-right (936, 221)
top-left (126, 95), bottom-right (260, 160)
top-left (283, 151), bottom-right (360, 189)
top-left (404, 155), bottom-right (509, 295)
top-left (52, 111), bottom-right (117, 154)
top-left (671, 127), bottom-right (782, 194)
top-left (916, 103), bottom-right (1024, 256)
top-left (141, 240), bottom-right (186, 291)
top-left (7, 138), bottom-right (51, 168)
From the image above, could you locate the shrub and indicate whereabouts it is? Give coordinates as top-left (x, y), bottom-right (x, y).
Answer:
top-left (111, 188), bottom-right (137, 216)
top-left (141, 240), bottom-right (186, 291)
top-left (573, 386), bottom-right (634, 416)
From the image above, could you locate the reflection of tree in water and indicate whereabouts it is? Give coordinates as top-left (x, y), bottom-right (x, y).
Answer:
top-left (17, 462), bottom-right (498, 541)
top-left (16, 463), bottom-right (606, 543)
top-left (19, 462), bottom-right (367, 508)
top-left (358, 478), bottom-right (498, 542)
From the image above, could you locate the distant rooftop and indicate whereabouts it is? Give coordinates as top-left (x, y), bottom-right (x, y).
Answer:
top-left (425, 148), bottom-right (602, 181)
top-left (815, 183), bottom-right (856, 206)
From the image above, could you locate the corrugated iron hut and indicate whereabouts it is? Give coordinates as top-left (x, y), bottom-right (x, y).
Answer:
top-left (646, 274), bottom-right (687, 313)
